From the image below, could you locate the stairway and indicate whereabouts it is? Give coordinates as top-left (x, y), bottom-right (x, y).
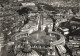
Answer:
top-left (0, 36), bottom-right (4, 47)
top-left (0, 34), bottom-right (4, 56)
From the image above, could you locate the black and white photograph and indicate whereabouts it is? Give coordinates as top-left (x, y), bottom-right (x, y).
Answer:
top-left (0, 0), bottom-right (80, 56)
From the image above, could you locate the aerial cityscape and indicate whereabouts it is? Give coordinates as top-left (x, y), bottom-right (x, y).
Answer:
top-left (0, 0), bottom-right (80, 56)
